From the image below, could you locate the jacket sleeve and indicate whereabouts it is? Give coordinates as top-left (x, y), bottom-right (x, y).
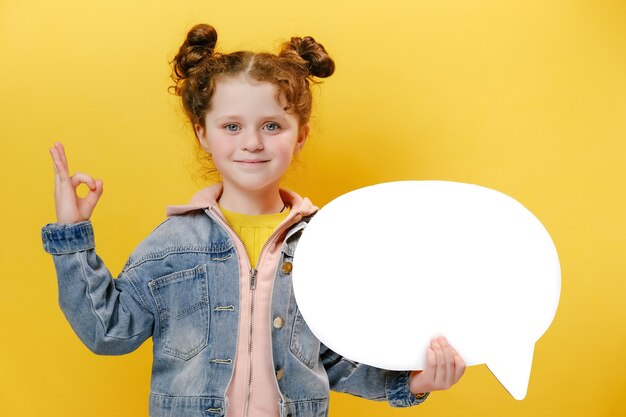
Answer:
top-left (41, 220), bottom-right (154, 355)
top-left (320, 343), bottom-right (429, 407)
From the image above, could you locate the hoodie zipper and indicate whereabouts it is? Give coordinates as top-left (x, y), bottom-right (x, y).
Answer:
top-left (209, 205), bottom-right (302, 417)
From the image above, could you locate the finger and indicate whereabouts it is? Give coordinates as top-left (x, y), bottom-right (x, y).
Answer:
top-left (70, 172), bottom-right (96, 190)
top-left (423, 346), bottom-right (437, 382)
top-left (426, 346), bottom-right (436, 371)
top-left (49, 148), bottom-right (59, 175)
top-left (438, 336), bottom-right (455, 385)
top-left (79, 179), bottom-right (104, 218)
top-left (451, 347), bottom-right (466, 383)
top-left (55, 142), bottom-right (69, 173)
top-left (431, 338), bottom-right (446, 388)
top-left (88, 179), bottom-right (104, 200)
top-left (50, 145), bottom-right (70, 182)
top-left (440, 341), bottom-right (465, 384)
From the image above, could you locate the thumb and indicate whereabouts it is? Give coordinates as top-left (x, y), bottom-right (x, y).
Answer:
top-left (78, 179), bottom-right (104, 218)
top-left (89, 179), bottom-right (104, 201)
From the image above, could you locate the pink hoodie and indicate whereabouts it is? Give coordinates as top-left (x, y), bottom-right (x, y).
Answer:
top-left (166, 184), bottom-right (318, 417)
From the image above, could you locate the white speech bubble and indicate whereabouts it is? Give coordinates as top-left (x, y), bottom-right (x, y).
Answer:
top-left (292, 181), bottom-right (561, 400)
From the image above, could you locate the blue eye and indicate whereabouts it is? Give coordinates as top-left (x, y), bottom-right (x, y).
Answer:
top-left (265, 123), bottom-right (280, 132)
top-left (225, 124), bottom-right (240, 132)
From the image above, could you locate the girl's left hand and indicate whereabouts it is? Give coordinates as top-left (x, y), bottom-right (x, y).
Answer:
top-left (408, 336), bottom-right (466, 395)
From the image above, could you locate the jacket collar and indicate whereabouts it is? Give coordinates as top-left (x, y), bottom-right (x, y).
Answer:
top-left (165, 183), bottom-right (318, 218)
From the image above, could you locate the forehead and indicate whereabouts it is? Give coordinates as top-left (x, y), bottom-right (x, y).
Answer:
top-left (211, 76), bottom-right (287, 112)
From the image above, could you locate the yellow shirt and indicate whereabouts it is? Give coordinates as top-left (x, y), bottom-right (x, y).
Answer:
top-left (219, 205), bottom-right (291, 267)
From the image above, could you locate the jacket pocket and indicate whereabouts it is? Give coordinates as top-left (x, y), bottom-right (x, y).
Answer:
top-left (289, 306), bottom-right (321, 369)
top-left (148, 264), bottom-right (209, 360)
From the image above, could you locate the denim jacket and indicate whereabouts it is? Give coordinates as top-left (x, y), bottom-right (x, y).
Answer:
top-left (40, 186), bottom-right (428, 417)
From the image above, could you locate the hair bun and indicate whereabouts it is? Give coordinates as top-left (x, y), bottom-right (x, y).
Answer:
top-left (172, 24), bottom-right (218, 80)
top-left (282, 36), bottom-right (335, 78)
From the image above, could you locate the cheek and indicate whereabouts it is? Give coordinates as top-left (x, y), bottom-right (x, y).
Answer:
top-left (206, 142), bottom-right (235, 171)
top-left (278, 135), bottom-right (300, 155)
top-left (207, 138), bottom-right (231, 158)
top-left (276, 143), bottom-right (298, 163)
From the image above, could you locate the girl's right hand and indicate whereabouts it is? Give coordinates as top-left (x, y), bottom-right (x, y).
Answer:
top-left (50, 142), bottom-right (104, 224)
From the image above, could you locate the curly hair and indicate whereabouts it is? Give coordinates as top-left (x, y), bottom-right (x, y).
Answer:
top-left (170, 23), bottom-right (335, 128)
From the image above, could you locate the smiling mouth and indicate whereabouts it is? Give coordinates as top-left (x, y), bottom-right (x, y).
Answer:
top-left (235, 160), bottom-right (269, 164)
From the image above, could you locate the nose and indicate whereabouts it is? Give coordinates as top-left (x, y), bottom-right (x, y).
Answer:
top-left (241, 130), bottom-right (264, 152)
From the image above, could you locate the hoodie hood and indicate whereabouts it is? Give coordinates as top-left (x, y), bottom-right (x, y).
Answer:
top-left (165, 183), bottom-right (318, 218)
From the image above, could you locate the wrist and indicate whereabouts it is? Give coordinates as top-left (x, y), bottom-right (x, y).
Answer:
top-left (408, 370), bottom-right (426, 395)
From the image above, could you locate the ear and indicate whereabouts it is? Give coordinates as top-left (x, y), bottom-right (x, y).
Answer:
top-left (294, 123), bottom-right (309, 155)
top-left (194, 123), bottom-right (210, 153)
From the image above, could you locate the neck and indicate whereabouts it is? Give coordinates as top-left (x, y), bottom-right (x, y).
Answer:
top-left (218, 183), bottom-right (285, 215)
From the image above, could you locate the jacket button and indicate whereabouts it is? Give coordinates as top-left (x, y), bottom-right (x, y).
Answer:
top-left (273, 316), bottom-right (285, 329)
top-left (276, 368), bottom-right (284, 381)
top-left (281, 261), bottom-right (293, 274)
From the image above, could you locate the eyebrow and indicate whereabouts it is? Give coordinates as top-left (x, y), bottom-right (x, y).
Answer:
top-left (214, 114), bottom-right (287, 122)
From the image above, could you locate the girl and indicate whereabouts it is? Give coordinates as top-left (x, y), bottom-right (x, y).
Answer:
top-left (42, 24), bottom-right (465, 417)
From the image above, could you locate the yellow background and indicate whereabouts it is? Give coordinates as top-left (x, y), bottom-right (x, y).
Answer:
top-left (1, 0), bottom-right (625, 416)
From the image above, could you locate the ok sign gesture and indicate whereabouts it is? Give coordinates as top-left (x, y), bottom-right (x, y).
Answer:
top-left (49, 142), bottom-right (104, 224)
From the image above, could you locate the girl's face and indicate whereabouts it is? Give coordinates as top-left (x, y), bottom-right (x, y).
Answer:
top-left (195, 76), bottom-right (308, 195)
